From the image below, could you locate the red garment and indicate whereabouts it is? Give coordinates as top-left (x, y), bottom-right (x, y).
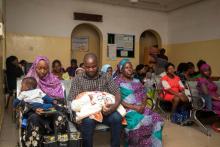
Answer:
top-left (161, 75), bottom-right (184, 101)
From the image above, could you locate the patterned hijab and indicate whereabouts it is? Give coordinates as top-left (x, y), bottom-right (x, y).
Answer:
top-left (26, 56), bottom-right (64, 98)
top-left (119, 58), bottom-right (130, 71)
top-left (113, 59), bottom-right (130, 79)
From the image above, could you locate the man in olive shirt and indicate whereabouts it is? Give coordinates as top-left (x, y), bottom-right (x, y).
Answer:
top-left (68, 53), bottom-right (122, 147)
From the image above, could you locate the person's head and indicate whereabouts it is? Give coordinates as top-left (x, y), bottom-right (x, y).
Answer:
top-left (101, 64), bottom-right (113, 76)
top-left (52, 59), bottom-right (62, 73)
top-left (165, 63), bottom-right (175, 75)
top-left (177, 63), bottom-right (187, 73)
top-left (160, 48), bottom-right (166, 55)
top-left (200, 64), bottom-right (211, 78)
top-left (197, 60), bottom-right (206, 71)
top-left (187, 62), bottom-right (195, 74)
top-left (6, 56), bottom-right (19, 68)
top-left (135, 64), bottom-right (146, 76)
top-left (144, 64), bottom-right (149, 72)
top-left (21, 77), bottom-right (37, 91)
top-left (28, 56), bottom-right (50, 79)
top-left (71, 59), bottom-right (77, 68)
top-left (79, 63), bottom-right (84, 68)
top-left (120, 60), bottom-right (133, 79)
top-left (148, 67), bottom-right (154, 73)
top-left (75, 67), bottom-right (85, 75)
top-left (19, 60), bottom-right (27, 67)
top-left (83, 53), bottom-right (99, 78)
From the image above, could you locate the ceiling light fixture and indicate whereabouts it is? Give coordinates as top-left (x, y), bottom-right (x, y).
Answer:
top-left (130, 0), bottom-right (139, 3)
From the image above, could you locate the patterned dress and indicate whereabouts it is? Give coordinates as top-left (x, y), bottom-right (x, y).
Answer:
top-left (115, 77), bottom-right (164, 147)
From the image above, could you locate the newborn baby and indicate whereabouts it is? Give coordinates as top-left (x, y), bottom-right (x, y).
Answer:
top-left (71, 91), bottom-right (126, 122)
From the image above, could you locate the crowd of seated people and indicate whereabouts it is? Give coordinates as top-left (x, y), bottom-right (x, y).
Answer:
top-left (7, 47), bottom-right (220, 147)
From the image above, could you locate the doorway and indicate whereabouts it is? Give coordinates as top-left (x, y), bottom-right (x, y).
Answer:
top-left (71, 23), bottom-right (102, 65)
top-left (139, 30), bottom-right (161, 65)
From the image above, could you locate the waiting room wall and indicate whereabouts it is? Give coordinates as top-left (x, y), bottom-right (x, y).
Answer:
top-left (6, 0), bottom-right (168, 69)
top-left (167, 0), bottom-right (220, 76)
top-left (0, 0), bottom-right (5, 132)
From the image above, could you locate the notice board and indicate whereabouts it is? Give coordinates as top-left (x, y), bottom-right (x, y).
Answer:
top-left (108, 33), bottom-right (135, 58)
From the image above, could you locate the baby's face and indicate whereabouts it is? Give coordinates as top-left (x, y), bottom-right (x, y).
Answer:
top-left (21, 82), bottom-right (30, 91)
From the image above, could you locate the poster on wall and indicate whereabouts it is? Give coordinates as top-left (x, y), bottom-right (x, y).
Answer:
top-left (108, 33), bottom-right (135, 58)
top-left (72, 36), bottom-right (89, 52)
top-left (107, 44), bottom-right (117, 60)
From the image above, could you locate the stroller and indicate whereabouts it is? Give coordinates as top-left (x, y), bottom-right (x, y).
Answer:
top-left (15, 79), bottom-right (82, 147)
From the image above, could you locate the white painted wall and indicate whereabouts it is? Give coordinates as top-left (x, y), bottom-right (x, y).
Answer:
top-left (168, 0), bottom-right (220, 44)
top-left (6, 0), bottom-right (168, 44)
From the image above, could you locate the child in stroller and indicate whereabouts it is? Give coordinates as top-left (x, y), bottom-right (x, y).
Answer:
top-left (13, 77), bottom-right (68, 147)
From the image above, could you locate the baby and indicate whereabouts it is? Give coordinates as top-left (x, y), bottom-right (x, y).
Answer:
top-left (13, 77), bottom-right (57, 112)
top-left (71, 91), bottom-right (126, 122)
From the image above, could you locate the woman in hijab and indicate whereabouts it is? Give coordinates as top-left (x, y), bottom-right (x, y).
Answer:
top-left (114, 58), bottom-right (164, 147)
top-left (197, 64), bottom-right (220, 114)
top-left (101, 64), bottom-right (113, 76)
top-left (18, 56), bottom-right (66, 146)
top-left (26, 56), bottom-right (64, 98)
top-left (197, 64), bottom-right (220, 132)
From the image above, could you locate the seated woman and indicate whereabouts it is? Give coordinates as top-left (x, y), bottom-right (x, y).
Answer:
top-left (197, 64), bottom-right (220, 113)
top-left (114, 59), bottom-right (164, 147)
top-left (197, 64), bottom-right (220, 132)
top-left (5, 56), bottom-right (24, 108)
top-left (161, 63), bottom-right (189, 114)
top-left (52, 59), bottom-right (70, 80)
top-left (101, 64), bottom-right (113, 76)
top-left (18, 56), bottom-right (66, 146)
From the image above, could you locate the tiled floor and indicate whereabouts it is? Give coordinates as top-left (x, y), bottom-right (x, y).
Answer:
top-left (0, 110), bottom-right (220, 147)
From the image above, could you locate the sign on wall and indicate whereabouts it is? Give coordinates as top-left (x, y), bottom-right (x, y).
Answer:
top-left (108, 33), bottom-right (135, 58)
top-left (72, 36), bottom-right (89, 52)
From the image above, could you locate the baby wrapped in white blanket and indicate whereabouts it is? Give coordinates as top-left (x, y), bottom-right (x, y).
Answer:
top-left (71, 91), bottom-right (126, 122)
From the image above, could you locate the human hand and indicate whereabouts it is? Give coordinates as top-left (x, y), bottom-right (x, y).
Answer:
top-left (102, 104), bottom-right (113, 116)
top-left (133, 105), bottom-right (145, 114)
top-left (35, 108), bottom-right (44, 115)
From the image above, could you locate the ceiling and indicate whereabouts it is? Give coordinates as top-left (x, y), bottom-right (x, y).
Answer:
top-left (82, 0), bottom-right (205, 12)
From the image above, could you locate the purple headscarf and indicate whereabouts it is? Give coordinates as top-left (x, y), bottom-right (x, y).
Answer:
top-left (200, 64), bottom-right (210, 72)
top-left (26, 56), bottom-right (64, 98)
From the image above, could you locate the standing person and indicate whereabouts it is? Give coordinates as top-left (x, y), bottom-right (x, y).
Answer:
top-left (158, 48), bottom-right (168, 61)
top-left (114, 59), bottom-right (164, 147)
top-left (68, 53), bottom-right (122, 147)
top-left (66, 59), bottom-right (78, 77)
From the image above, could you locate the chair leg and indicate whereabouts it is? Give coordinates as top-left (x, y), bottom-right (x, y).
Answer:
top-left (192, 110), bottom-right (211, 136)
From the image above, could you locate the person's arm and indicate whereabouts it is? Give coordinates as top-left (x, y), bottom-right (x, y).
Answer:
top-left (200, 83), bottom-right (220, 101)
top-left (42, 95), bottom-right (55, 104)
top-left (102, 78), bottom-right (121, 115)
top-left (162, 80), bottom-right (182, 97)
top-left (68, 77), bottom-right (81, 101)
